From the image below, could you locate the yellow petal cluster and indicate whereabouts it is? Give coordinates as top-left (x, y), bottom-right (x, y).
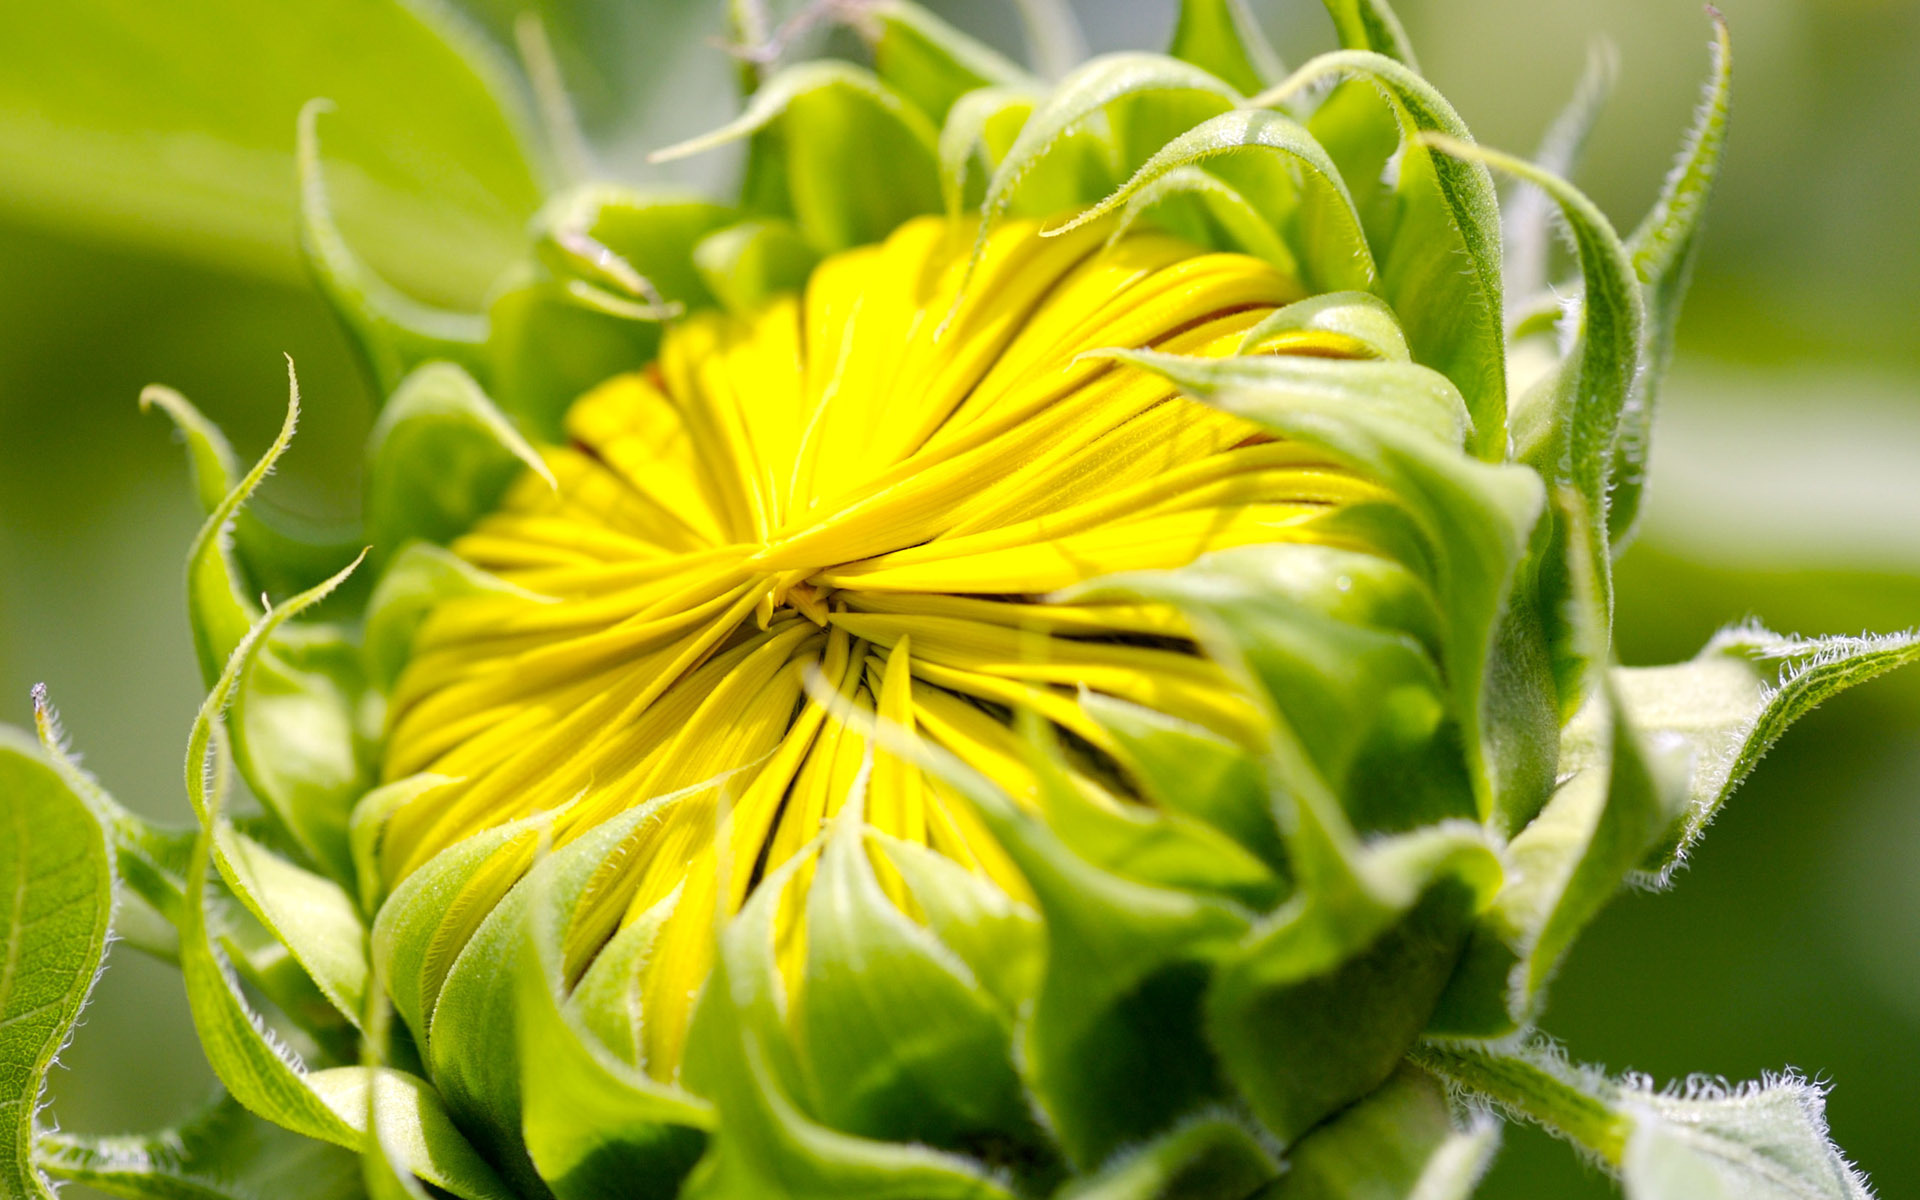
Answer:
top-left (379, 215), bottom-right (1382, 1077)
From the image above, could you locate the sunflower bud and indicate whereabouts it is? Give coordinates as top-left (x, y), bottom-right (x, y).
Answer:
top-left (15, 4), bottom-right (1917, 1200)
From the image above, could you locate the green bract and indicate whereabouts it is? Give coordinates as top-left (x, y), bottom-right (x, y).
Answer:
top-left (6, 3), bottom-right (1914, 1200)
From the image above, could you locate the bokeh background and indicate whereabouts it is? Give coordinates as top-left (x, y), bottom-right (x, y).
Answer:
top-left (2, 1), bottom-right (1915, 1196)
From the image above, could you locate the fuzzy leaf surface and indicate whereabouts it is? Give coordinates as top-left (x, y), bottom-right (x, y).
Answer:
top-left (0, 731), bottom-right (113, 1200)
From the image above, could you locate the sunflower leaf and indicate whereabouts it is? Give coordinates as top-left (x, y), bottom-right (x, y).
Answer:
top-left (1319, 0), bottom-right (1420, 70)
top-left (1423, 134), bottom-right (1645, 710)
top-left (1111, 349), bottom-right (1555, 831)
top-left (362, 543), bottom-right (543, 694)
top-left (681, 848), bottom-right (1016, 1200)
top-left (1170, 0), bottom-right (1286, 97)
top-left (652, 62), bottom-right (942, 252)
top-left (1059, 1116), bottom-right (1277, 1200)
top-left (297, 101), bottom-right (491, 397)
top-left (0, 730), bottom-right (113, 1200)
top-left (509, 812), bottom-right (716, 1200)
top-left (796, 809), bottom-right (1032, 1148)
top-left (981, 54), bottom-right (1240, 237)
top-left (694, 219), bottom-right (822, 315)
top-left (1611, 12), bottom-right (1733, 548)
top-left (1432, 682), bottom-right (1686, 1037)
top-left (34, 1092), bottom-right (362, 1200)
top-left (860, 1), bottom-right (1032, 123)
top-left (1260, 52), bottom-right (1507, 458)
top-left (1254, 1066), bottom-right (1498, 1199)
top-left (161, 368), bottom-right (374, 880)
top-left (365, 362), bottom-right (550, 568)
top-left (1055, 108), bottom-right (1376, 293)
top-left (1414, 1041), bottom-right (1875, 1200)
top-left (1620, 626), bottom-right (1920, 886)
top-left (0, 0), bottom-right (545, 300)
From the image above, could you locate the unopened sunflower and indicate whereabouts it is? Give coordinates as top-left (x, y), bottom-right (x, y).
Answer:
top-left (11, 3), bottom-right (1917, 1200)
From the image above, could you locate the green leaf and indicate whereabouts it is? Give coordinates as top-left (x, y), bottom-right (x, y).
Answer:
top-left (169, 557), bottom-right (509, 1200)
top-left (1058, 1116), bottom-right (1278, 1200)
top-left (369, 805), bottom-right (558, 1059)
top-left (1080, 693), bottom-right (1287, 873)
top-left (1414, 1040), bottom-right (1874, 1200)
top-left (159, 369), bottom-right (375, 880)
top-left (1255, 1066), bottom-right (1498, 1199)
top-left (936, 86), bottom-right (1111, 221)
top-left (1619, 626), bottom-right (1920, 886)
top-left (172, 561), bottom-right (375, 1148)
top-left (1423, 134), bottom-right (1645, 710)
top-left (489, 186), bottom-right (733, 437)
top-left (518, 881), bottom-right (713, 1200)
top-left (164, 365), bottom-right (303, 685)
top-left (680, 847), bottom-right (1016, 1200)
top-left (859, 1), bottom-right (1032, 123)
top-left (297, 101), bottom-right (492, 397)
top-left (1204, 822), bottom-right (1500, 1145)
top-left (694, 219), bottom-right (823, 315)
top-left (866, 834), bottom-right (1044, 1016)
top-left (364, 361), bottom-right (551, 567)
top-left (0, 0), bottom-right (546, 303)
top-left (213, 822), bottom-right (371, 1034)
top-left (362, 542), bottom-right (544, 694)
top-left (1051, 109), bottom-right (1376, 294)
top-left (653, 63), bottom-right (942, 252)
top-left (305, 1067), bottom-right (515, 1200)
top-left (140, 384), bottom-right (361, 617)
top-left (230, 620), bottom-right (376, 884)
top-left (1236, 291), bottom-right (1411, 361)
top-left (36, 1092), bottom-right (363, 1200)
top-left (1170, 0), bottom-right (1285, 97)
top-left (1431, 683), bottom-right (1685, 1037)
top-left (0, 730), bottom-right (113, 1200)
top-left (1319, 0), bottom-right (1420, 70)
top-left (1099, 165), bottom-right (1301, 280)
top-left (935, 766), bottom-right (1250, 1168)
top-left (426, 798), bottom-right (708, 1195)
top-left (1093, 546), bottom-right (1471, 837)
top-left (1612, 12), bottom-right (1733, 549)
top-left (1106, 349), bottom-right (1555, 831)
top-left (981, 55), bottom-right (1239, 241)
top-left (1620, 1079), bottom-right (1872, 1200)
top-left (1018, 717), bottom-right (1283, 906)
top-left (1503, 42), bottom-right (1617, 303)
top-left (1256, 53), bottom-right (1507, 459)
top-left (795, 806), bottom-right (1036, 1151)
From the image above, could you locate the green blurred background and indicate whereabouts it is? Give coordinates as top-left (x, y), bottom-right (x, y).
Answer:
top-left (1, 1), bottom-right (1914, 1196)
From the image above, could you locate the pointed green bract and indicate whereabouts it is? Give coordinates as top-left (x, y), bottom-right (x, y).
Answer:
top-left (1257, 52), bottom-right (1508, 458)
top-left (1611, 14), bottom-right (1734, 548)
top-left (1414, 1041), bottom-right (1874, 1200)
top-left (653, 62), bottom-right (942, 252)
top-left (1256, 1066), bottom-right (1497, 1199)
top-left (365, 361), bottom-right (551, 567)
top-left (1620, 626), bottom-right (1920, 885)
top-left (860, 1), bottom-right (1031, 123)
top-left (1053, 108), bottom-right (1376, 294)
top-left (1058, 1117), bottom-right (1277, 1200)
top-left (1171, 0), bottom-right (1285, 97)
top-left (36, 1092), bottom-right (363, 1200)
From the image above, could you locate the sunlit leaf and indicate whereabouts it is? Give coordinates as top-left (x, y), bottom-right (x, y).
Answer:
top-left (0, 730), bottom-right (113, 1200)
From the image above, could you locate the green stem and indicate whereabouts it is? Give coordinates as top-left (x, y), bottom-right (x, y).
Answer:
top-left (1409, 1043), bottom-right (1633, 1165)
